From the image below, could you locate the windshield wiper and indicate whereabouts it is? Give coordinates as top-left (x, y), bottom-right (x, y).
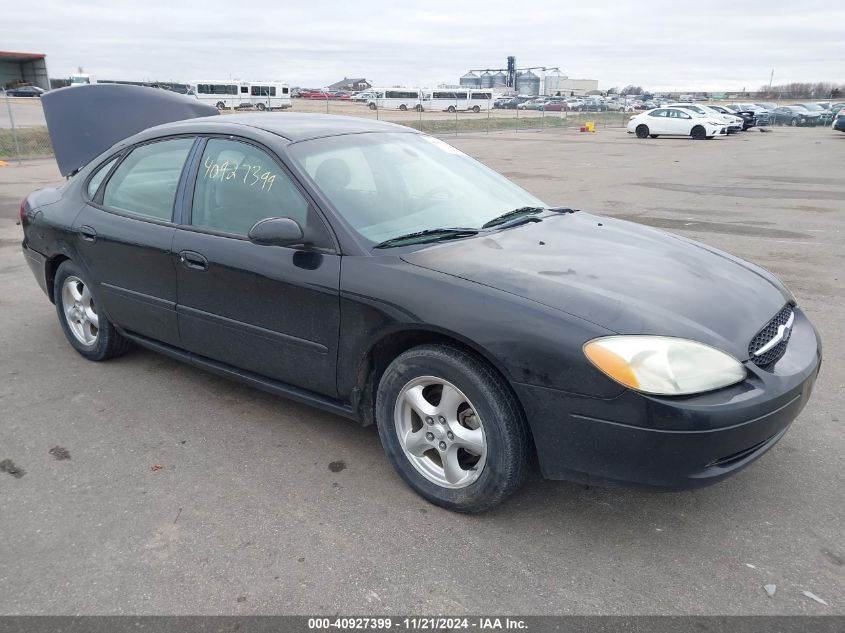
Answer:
top-left (373, 227), bottom-right (479, 249)
top-left (482, 206), bottom-right (546, 229)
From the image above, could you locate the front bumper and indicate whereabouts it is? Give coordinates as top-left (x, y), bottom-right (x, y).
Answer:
top-left (514, 308), bottom-right (822, 489)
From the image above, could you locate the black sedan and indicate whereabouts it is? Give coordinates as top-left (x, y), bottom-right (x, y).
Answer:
top-left (834, 107), bottom-right (845, 132)
top-left (22, 85), bottom-right (821, 512)
top-left (4, 85), bottom-right (45, 97)
top-left (770, 105), bottom-right (821, 126)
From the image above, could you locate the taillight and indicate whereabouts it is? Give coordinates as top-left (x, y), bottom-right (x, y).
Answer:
top-left (19, 197), bottom-right (28, 226)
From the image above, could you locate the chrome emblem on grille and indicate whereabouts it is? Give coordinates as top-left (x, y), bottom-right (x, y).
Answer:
top-left (752, 312), bottom-right (795, 357)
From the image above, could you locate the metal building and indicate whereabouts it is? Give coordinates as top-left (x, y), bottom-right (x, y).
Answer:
top-left (0, 50), bottom-right (50, 90)
top-left (543, 69), bottom-right (566, 95)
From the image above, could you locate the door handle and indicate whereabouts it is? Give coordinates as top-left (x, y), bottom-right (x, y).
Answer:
top-left (178, 250), bottom-right (208, 271)
top-left (78, 225), bottom-right (98, 242)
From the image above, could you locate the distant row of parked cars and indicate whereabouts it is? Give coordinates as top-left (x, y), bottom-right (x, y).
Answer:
top-left (626, 101), bottom-right (845, 139)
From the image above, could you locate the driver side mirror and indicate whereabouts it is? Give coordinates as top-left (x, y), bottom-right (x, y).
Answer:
top-left (248, 217), bottom-right (303, 247)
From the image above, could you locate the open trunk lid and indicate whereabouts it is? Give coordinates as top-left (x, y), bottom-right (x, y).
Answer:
top-left (41, 84), bottom-right (218, 176)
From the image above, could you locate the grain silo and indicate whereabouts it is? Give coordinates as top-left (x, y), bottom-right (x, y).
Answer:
top-left (459, 72), bottom-right (481, 88)
top-left (515, 70), bottom-right (540, 96)
top-left (492, 71), bottom-right (507, 88)
top-left (480, 71), bottom-right (494, 88)
top-left (543, 69), bottom-right (566, 95)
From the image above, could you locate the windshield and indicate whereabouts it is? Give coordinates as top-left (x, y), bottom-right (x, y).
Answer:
top-left (289, 132), bottom-right (546, 245)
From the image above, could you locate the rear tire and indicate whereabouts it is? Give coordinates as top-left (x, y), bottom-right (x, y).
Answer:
top-left (472, 105), bottom-right (480, 113)
top-left (415, 104), bottom-right (423, 112)
top-left (368, 102), bottom-right (377, 110)
top-left (635, 124), bottom-right (649, 138)
top-left (375, 344), bottom-right (530, 513)
top-left (216, 101), bottom-right (226, 110)
top-left (691, 125), bottom-right (707, 140)
top-left (54, 260), bottom-right (131, 362)
top-left (399, 104), bottom-right (407, 111)
top-left (447, 106), bottom-right (456, 113)
top-left (256, 102), bottom-right (266, 111)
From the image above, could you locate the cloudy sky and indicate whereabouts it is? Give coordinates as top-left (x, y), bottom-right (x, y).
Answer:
top-left (6, 0), bottom-right (844, 90)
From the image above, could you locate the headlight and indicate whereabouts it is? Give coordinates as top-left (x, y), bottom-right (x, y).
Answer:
top-left (583, 336), bottom-right (746, 396)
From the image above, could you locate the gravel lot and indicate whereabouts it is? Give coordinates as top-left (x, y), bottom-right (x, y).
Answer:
top-left (0, 126), bottom-right (842, 615)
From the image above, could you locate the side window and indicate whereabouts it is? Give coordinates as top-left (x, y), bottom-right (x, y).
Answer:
top-left (102, 138), bottom-right (194, 221)
top-left (192, 139), bottom-right (312, 238)
top-left (649, 109), bottom-right (668, 117)
top-left (87, 156), bottom-right (118, 199)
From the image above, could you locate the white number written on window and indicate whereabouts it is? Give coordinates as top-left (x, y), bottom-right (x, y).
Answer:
top-left (203, 157), bottom-right (276, 191)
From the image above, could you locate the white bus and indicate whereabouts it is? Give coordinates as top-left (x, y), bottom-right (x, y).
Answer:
top-left (419, 89), bottom-right (493, 113)
top-left (366, 88), bottom-right (420, 111)
top-left (187, 80), bottom-right (291, 110)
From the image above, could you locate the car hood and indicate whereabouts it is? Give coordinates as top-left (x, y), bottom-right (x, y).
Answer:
top-left (400, 212), bottom-right (790, 360)
top-left (42, 84), bottom-right (219, 176)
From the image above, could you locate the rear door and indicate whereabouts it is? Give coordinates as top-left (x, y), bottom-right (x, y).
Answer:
top-left (172, 137), bottom-right (341, 396)
top-left (646, 109), bottom-right (671, 133)
top-left (73, 136), bottom-right (197, 345)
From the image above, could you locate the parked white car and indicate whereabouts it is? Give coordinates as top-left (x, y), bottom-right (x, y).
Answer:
top-left (627, 107), bottom-right (728, 139)
top-left (667, 103), bottom-right (744, 133)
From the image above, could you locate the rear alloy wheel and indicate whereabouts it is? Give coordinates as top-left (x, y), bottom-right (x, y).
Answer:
top-left (376, 344), bottom-right (530, 513)
top-left (399, 104), bottom-right (407, 111)
top-left (54, 261), bottom-right (131, 361)
top-left (216, 101), bottom-right (226, 110)
top-left (635, 124), bottom-right (650, 138)
top-left (691, 125), bottom-right (707, 140)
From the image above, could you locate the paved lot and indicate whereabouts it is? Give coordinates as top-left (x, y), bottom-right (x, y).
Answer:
top-left (0, 126), bottom-right (842, 615)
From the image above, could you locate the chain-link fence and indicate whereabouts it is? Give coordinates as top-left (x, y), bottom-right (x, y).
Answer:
top-left (285, 95), bottom-right (634, 135)
top-left (2, 89), bottom-right (828, 163)
top-left (0, 91), bottom-right (54, 162)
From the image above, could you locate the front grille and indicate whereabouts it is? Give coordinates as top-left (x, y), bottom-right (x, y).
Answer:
top-left (748, 305), bottom-right (794, 367)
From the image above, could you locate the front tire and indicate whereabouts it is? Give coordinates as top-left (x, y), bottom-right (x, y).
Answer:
top-left (691, 125), bottom-right (707, 140)
top-left (375, 344), bottom-right (530, 513)
top-left (472, 105), bottom-right (480, 113)
top-left (216, 101), bottom-right (226, 110)
top-left (447, 105), bottom-right (456, 113)
top-left (635, 124), bottom-right (649, 138)
top-left (368, 102), bottom-right (377, 110)
top-left (256, 102), bottom-right (266, 111)
top-left (54, 261), bottom-right (131, 361)
top-left (399, 104), bottom-right (407, 111)
top-left (790, 117), bottom-right (798, 127)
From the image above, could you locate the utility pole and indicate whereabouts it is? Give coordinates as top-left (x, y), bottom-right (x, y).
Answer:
top-left (768, 69), bottom-right (774, 94)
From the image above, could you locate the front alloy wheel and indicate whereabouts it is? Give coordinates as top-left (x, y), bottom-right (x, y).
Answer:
top-left (375, 344), bottom-right (530, 513)
top-left (394, 377), bottom-right (486, 488)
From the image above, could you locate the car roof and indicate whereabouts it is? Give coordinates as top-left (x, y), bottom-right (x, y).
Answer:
top-left (151, 112), bottom-right (415, 143)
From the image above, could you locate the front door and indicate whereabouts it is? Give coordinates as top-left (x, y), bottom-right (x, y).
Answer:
top-left (173, 137), bottom-right (341, 396)
top-left (73, 137), bottom-right (196, 345)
